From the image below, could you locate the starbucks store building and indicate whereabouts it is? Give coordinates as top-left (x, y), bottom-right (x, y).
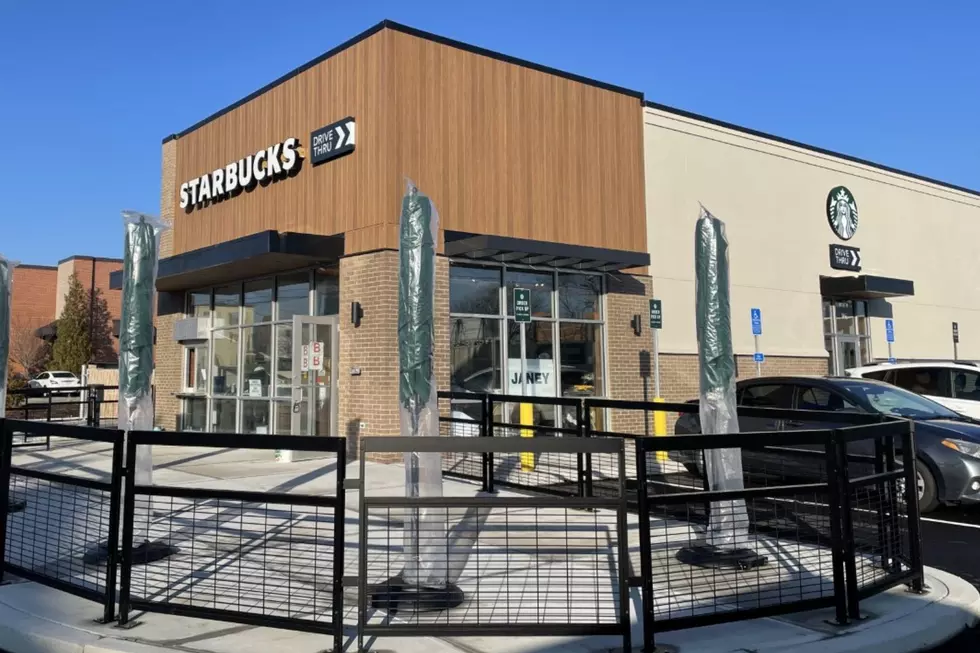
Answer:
top-left (131, 21), bottom-right (980, 438)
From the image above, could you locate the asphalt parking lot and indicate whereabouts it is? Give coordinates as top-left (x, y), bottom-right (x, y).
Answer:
top-left (918, 505), bottom-right (980, 650)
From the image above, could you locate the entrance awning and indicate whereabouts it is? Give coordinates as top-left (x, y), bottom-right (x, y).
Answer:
top-left (109, 231), bottom-right (344, 292)
top-left (445, 231), bottom-right (649, 272)
top-left (820, 274), bottom-right (914, 300)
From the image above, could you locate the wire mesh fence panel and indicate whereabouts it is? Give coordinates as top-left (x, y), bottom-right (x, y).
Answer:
top-left (0, 419), bottom-right (123, 621)
top-left (117, 431), bottom-right (346, 647)
top-left (358, 436), bottom-right (629, 648)
top-left (440, 393), bottom-right (485, 487)
top-left (126, 492), bottom-right (340, 632)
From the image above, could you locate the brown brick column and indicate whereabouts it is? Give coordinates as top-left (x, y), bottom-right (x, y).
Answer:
top-left (154, 137), bottom-right (180, 430)
top-left (605, 273), bottom-right (653, 433)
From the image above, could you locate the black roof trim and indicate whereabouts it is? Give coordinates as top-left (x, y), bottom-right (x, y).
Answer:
top-left (445, 231), bottom-right (649, 272)
top-left (168, 20), bottom-right (643, 142)
top-left (57, 255), bottom-right (124, 265)
top-left (645, 101), bottom-right (980, 199)
top-left (15, 264), bottom-right (57, 271)
top-left (109, 230), bottom-right (344, 292)
top-left (820, 274), bottom-right (914, 300)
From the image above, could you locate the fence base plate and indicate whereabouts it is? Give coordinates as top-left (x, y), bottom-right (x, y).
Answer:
top-left (7, 499), bottom-right (26, 514)
top-left (83, 540), bottom-right (178, 566)
top-left (368, 575), bottom-right (464, 613)
top-left (676, 544), bottom-right (768, 570)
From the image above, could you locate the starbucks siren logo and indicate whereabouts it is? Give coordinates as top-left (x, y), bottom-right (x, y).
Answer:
top-left (827, 186), bottom-right (858, 240)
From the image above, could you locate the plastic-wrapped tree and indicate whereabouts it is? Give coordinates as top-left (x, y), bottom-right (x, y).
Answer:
top-left (678, 206), bottom-right (766, 570)
top-left (118, 211), bottom-right (176, 563)
top-left (0, 254), bottom-right (26, 513)
top-left (371, 181), bottom-right (463, 612)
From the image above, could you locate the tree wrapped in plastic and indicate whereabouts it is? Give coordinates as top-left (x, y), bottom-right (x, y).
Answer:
top-left (0, 254), bottom-right (26, 512)
top-left (680, 206), bottom-right (765, 569)
top-left (372, 180), bottom-right (462, 611)
top-left (118, 211), bottom-right (176, 562)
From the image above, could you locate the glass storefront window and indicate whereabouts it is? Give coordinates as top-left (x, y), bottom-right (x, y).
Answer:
top-left (559, 322), bottom-right (603, 397)
top-left (184, 343), bottom-right (208, 391)
top-left (450, 265), bottom-right (500, 315)
top-left (181, 397), bottom-right (207, 431)
top-left (241, 325), bottom-right (272, 397)
top-left (214, 285), bottom-right (241, 327)
top-left (242, 401), bottom-right (271, 434)
top-left (188, 290), bottom-right (210, 319)
top-left (505, 270), bottom-right (553, 318)
top-left (275, 323), bottom-right (293, 396)
top-left (211, 328), bottom-right (239, 395)
top-left (315, 268), bottom-right (339, 316)
top-left (243, 279), bottom-right (273, 324)
top-left (274, 401), bottom-right (292, 434)
top-left (558, 274), bottom-right (601, 320)
top-left (212, 398), bottom-right (237, 432)
top-left (277, 272), bottom-right (310, 320)
top-left (506, 320), bottom-right (556, 394)
top-left (450, 317), bottom-right (501, 393)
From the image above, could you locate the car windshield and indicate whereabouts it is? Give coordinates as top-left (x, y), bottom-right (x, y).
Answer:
top-left (51, 372), bottom-right (75, 379)
top-left (839, 380), bottom-right (961, 420)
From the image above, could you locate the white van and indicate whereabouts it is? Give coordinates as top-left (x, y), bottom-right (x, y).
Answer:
top-left (846, 362), bottom-right (980, 420)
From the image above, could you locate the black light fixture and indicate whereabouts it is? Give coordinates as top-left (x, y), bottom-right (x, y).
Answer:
top-left (351, 301), bottom-right (363, 327)
top-left (631, 314), bottom-right (643, 336)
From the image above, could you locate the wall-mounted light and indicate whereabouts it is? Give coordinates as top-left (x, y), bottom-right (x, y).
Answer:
top-left (351, 301), bottom-right (363, 328)
top-left (631, 314), bottom-right (643, 337)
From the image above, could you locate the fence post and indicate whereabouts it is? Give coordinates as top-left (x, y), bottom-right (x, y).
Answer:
top-left (635, 439), bottom-right (656, 652)
top-left (873, 437), bottom-right (890, 572)
top-left (615, 438), bottom-right (631, 653)
top-left (102, 432), bottom-right (125, 623)
top-left (0, 420), bottom-right (11, 585)
top-left (93, 386), bottom-right (104, 428)
top-left (837, 434), bottom-right (861, 621)
top-left (117, 434), bottom-right (138, 626)
top-left (332, 441), bottom-right (347, 653)
top-left (825, 431), bottom-right (849, 626)
top-left (583, 401), bottom-right (594, 498)
top-left (903, 422), bottom-right (925, 593)
top-left (577, 400), bottom-right (587, 498)
top-left (486, 395), bottom-right (495, 495)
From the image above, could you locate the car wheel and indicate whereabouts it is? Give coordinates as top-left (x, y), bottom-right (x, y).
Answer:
top-left (915, 459), bottom-right (939, 514)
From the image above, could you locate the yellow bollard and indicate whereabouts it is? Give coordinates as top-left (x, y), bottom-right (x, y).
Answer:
top-left (653, 396), bottom-right (668, 462)
top-left (520, 403), bottom-right (535, 471)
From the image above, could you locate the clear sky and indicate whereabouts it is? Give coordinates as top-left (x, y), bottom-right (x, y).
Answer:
top-left (0, 1), bottom-right (976, 264)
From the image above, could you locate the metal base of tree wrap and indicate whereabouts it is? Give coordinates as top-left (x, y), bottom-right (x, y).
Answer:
top-left (676, 543), bottom-right (769, 570)
top-left (368, 575), bottom-right (465, 613)
top-left (83, 540), bottom-right (178, 566)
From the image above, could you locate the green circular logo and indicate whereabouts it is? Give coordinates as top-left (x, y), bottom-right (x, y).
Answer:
top-left (827, 186), bottom-right (858, 240)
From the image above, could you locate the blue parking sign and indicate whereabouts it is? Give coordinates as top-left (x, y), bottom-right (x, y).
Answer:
top-left (753, 352), bottom-right (764, 363)
top-left (751, 308), bottom-right (762, 336)
top-left (885, 318), bottom-right (895, 343)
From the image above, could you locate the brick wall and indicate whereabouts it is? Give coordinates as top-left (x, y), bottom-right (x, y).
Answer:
top-left (605, 273), bottom-right (653, 433)
top-left (9, 265), bottom-right (57, 375)
top-left (154, 138), bottom-right (180, 430)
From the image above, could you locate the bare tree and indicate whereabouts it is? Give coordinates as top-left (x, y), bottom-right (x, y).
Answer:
top-left (8, 317), bottom-right (51, 377)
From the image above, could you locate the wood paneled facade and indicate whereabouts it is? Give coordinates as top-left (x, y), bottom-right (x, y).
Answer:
top-left (169, 23), bottom-right (647, 258)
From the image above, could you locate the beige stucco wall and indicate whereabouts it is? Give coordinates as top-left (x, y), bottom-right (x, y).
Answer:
top-left (644, 106), bottom-right (980, 363)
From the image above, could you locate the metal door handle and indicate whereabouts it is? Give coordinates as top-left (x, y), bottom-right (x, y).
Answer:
top-left (292, 402), bottom-right (301, 413)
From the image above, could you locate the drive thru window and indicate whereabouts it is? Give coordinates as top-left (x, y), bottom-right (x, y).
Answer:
top-left (178, 267), bottom-right (339, 435)
top-left (823, 299), bottom-right (873, 375)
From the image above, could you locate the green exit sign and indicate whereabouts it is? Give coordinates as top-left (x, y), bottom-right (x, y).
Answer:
top-left (514, 288), bottom-right (531, 323)
top-left (649, 299), bottom-right (662, 329)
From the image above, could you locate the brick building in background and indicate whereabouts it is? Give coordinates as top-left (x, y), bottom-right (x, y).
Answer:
top-left (8, 256), bottom-right (123, 377)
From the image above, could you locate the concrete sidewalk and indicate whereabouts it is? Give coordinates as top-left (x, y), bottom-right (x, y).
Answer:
top-left (2, 439), bottom-right (979, 653)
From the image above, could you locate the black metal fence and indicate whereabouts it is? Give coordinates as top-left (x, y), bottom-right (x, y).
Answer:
top-left (0, 394), bottom-right (924, 653)
top-left (358, 435), bottom-right (630, 652)
top-left (116, 430), bottom-right (347, 653)
top-left (0, 418), bottom-right (123, 623)
top-left (5, 385), bottom-right (120, 441)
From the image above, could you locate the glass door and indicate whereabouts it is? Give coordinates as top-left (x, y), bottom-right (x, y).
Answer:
top-left (288, 316), bottom-right (339, 457)
top-left (835, 336), bottom-right (862, 375)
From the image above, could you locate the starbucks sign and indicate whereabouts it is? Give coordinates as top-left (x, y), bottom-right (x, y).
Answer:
top-left (827, 186), bottom-right (859, 240)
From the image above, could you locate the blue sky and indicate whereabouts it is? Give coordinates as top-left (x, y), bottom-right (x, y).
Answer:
top-left (0, 1), bottom-right (976, 264)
